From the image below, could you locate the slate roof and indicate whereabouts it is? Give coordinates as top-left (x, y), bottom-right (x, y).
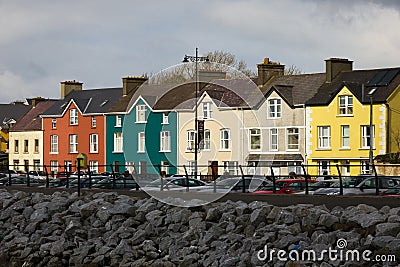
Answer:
top-left (306, 67), bottom-right (400, 106)
top-left (0, 102), bottom-right (31, 129)
top-left (42, 88), bottom-right (123, 116)
top-left (11, 101), bottom-right (57, 131)
top-left (262, 73), bottom-right (326, 107)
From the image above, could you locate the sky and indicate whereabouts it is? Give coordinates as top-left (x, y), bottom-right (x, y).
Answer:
top-left (0, 0), bottom-right (399, 103)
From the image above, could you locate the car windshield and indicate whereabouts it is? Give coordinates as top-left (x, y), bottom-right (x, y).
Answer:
top-left (331, 177), bottom-right (362, 188)
top-left (257, 181), bottom-right (287, 191)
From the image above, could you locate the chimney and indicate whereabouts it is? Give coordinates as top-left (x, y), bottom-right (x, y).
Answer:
top-left (199, 70), bottom-right (227, 83)
top-left (325, 58), bottom-right (353, 83)
top-left (61, 80), bottom-right (83, 99)
top-left (257, 57), bottom-right (285, 87)
top-left (122, 76), bottom-right (147, 96)
top-left (31, 97), bottom-right (45, 107)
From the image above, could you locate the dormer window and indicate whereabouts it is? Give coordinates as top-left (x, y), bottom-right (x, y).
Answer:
top-left (203, 103), bottom-right (212, 119)
top-left (136, 105), bottom-right (147, 123)
top-left (339, 96), bottom-right (353, 115)
top-left (70, 109), bottom-right (78, 125)
top-left (268, 99), bottom-right (281, 118)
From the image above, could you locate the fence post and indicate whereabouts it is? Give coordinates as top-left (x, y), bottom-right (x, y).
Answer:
top-left (372, 164), bottom-right (379, 196)
top-left (335, 164), bottom-right (343, 196)
top-left (270, 166), bottom-right (276, 194)
top-left (88, 168), bottom-right (92, 189)
top-left (210, 163), bottom-right (217, 193)
top-left (239, 165), bottom-right (245, 193)
top-left (183, 165), bottom-right (189, 192)
top-left (77, 159), bottom-right (81, 197)
top-left (8, 167), bottom-right (12, 186)
top-left (44, 165), bottom-right (49, 188)
top-left (25, 164), bottom-right (30, 187)
top-left (110, 164), bottom-right (116, 189)
top-left (301, 164), bottom-right (310, 195)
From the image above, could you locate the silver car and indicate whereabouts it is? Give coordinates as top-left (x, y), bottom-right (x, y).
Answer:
top-left (314, 176), bottom-right (400, 196)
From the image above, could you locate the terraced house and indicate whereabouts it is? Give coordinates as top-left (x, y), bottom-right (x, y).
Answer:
top-left (0, 101), bottom-right (31, 170)
top-left (9, 99), bottom-right (56, 171)
top-left (41, 81), bottom-right (122, 174)
top-left (306, 58), bottom-right (400, 176)
top-left (107, 78), bottom-right (178, 175)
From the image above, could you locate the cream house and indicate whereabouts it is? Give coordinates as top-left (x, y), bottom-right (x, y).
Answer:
top-left (9, 101), bottom-right (56, 171)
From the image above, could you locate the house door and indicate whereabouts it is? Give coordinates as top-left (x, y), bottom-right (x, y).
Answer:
top-left (208, 161), bottom-right (218, 179)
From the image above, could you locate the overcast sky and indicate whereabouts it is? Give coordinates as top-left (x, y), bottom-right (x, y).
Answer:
top-left (0, 0), bottom-right (399, 103)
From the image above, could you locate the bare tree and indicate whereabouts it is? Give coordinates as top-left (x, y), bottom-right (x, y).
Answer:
top-left (205, 50), bottom-right (256, 77)
top-left (285, 64), bottom-right (303, 75)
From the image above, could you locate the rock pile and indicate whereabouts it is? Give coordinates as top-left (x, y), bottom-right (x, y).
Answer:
top-left (0, 189), bottom-right (398, 266)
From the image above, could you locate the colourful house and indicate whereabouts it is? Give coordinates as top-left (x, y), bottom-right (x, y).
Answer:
top-left (41, 81), bottom-right (122, 174)
top-left (306, 59), bottom-right (400, 176)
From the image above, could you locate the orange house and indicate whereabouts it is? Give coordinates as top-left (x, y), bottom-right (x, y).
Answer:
top-left (41, 81), bottom-right (123, 174)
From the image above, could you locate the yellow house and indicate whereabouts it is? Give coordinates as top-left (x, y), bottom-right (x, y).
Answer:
top-left (306, 63), bottom-right (400, 176)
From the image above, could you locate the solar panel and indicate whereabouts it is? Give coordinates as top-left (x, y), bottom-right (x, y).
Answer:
top-left (367, 69), bottom-right (400, 86)
top-left (378, 69), bottom-right (400, 86)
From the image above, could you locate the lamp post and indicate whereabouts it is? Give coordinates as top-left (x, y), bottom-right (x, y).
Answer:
top-left (183, 48), bottom-right (209, 180)
top-left (367, 87), bottom-right (377, 173)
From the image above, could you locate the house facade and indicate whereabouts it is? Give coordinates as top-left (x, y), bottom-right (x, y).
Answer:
top-left (306, 59), bottom-right (400, 176)
top-left (41, 81), bottom-right (122, 174)
top-left (9, 101), bottom-right (56, 171)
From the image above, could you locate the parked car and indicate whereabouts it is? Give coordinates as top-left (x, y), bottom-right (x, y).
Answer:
top-left (295, 179), bottom-right (338, 195)
top-left (7, 170), bottom-right (26, 178)
top-left (196, 176), bottom-right (270, 193)
top-left (314, 176), bottom-right (400, 195)
top-left (68, 177), bottom-right (107, 188)
top-left (381, 185), bottom-right (400, 196)
top-left (28, 171), bottom-right (47, 181)
top-left (140, 177), bottom-right (209, 191)
top-left (251, 179), bottom-right (317, 194)
top-left (93, 177), bottom-right (140, 190)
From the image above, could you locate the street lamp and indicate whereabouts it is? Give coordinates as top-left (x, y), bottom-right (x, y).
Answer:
top-left (367, 87), bottom-right (377, 173)
top-left (182, 48), bottom-right (209, 180)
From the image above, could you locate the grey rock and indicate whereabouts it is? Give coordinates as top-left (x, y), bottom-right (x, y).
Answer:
top-left (375, 222), bottom-right (400, 236)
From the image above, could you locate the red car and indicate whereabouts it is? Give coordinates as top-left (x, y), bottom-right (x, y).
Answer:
top-left (251, 179), bottom-right (317, 194)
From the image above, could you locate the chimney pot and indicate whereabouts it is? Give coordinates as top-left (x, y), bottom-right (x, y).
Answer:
top-left (257, 57), bottom-right (285, 87)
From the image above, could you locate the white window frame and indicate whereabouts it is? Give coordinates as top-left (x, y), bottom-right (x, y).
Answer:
top-left (115, 115), bottom-right (122, 127)
top-left (89, 160), bottom-right (99, 174)
top-left (249, 129), bottom-right (261, 151)
top-left (24, 140), bottom-right (29, 153)
top-left (138, 132), bottom-right (145, 153)
top-left (361, 160), bottom-right (371, 174)
top-left (268, 99), bottom-right (281, 118)
top-left (52, 118), bottom-right (57, 129)
top-left (341, 125), bottom-right (350, 148)
top-left (361, 125), bottom-right (374, 148)
top-left (318, 126), bottom-right (331, 149)
top-left (187, 161), bottom-right (196, 176)
top-left (223, 161), bottom-right (239, 175)
top-left (69, 134), bottom-right (78, 153)
top-left (339, 95), bottom-right (353, 115)
top-left (203, 129), bottom-right (210, 150)
top-left (136, 105), bottom-right (147, 123)
top-left (90, 134), bottom-right (98, 153)
top-left (14, 140), bottom-right (19, 153)
top-left (270, 128), bottom-right (278, 151)
top-left (114, 132), bottom-right (123, 153)
top-left (318, 160), bottom-right (330, 175)
top-left (187, 130), bottom-right (196, 151)
top-left (50, 160), bottom-right (58, 172)
top-left (203, 102), bottom-right (212, 119)
top-left (161, 161), bottom-right (169, 175)
top-left (50, 135), bottom-right (58, 153)
top-left (91, 116), bottom-right (96, 128)
top-left (70, 109), bottom-right (78, 125)
top-left (287, 128), bottom-right (299, 151)
top-left (160, 131), bottom-right (170, 152)
top-left (220, 128), bottom-right (231, 150)
top-left (34, 139), bottom-right (39, 153)
top-left (162, 113), bottom-right (169, 124)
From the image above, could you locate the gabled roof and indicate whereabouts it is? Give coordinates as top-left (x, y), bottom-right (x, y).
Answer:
top-left (262, 73), bottom-right (326, 107)
top-left (11, 101), bottom-right (57, 131)
top-left (0, 102), bottom-right (31, 129)
top-left (306, 67), bottom-right (400, 106)
top-left (42, 88), bottom-right (123, 116)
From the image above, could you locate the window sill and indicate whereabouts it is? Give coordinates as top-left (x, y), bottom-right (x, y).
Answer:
top-left (112, 151), bottom-right (123, 154)
top-left (339, 148), bottom-right (351, 151)
top-left (160, 150), bottom-right (171, 153)
top-left (219, 149), bottom-right (232, 152)
top-left (336, 114), bottom-right (354, 117)
top-left (114, 125), bottom-right (122, 128)
top-left (69, 152), bottom-right (78, 154)
top-left (316, 148), bottom-right (332, 151)
top-left (50, 152), bottom-right (59, 154)
top-left (161, 123), bottom-right (169, 125)
top-left (89, 152), bottom-right (99, 154)
top-left (286, 149), bottom-right (300, 152)
top-left (359, 148), bottom-right (375, 150)
top-left (135, 121), bottom-right (147, 124)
